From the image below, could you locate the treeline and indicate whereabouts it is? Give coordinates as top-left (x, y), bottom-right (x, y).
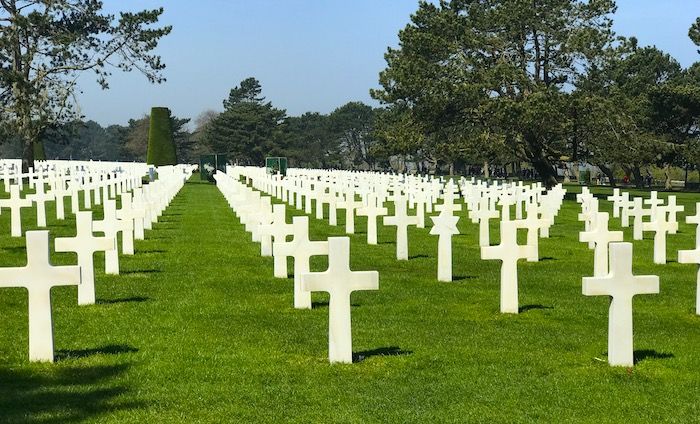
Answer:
top-left (0, 77), bottom-right (383, 170)
top-left (369, 2), bottom-right (700, 188)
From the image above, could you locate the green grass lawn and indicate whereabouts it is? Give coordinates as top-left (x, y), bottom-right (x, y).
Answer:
top-left (0, 178), bottom-right (699, 423)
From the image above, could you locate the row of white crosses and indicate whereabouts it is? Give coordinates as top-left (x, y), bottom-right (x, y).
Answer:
top-left (0, 162), bottom-right (194, 362)
top-left (215, 171), bottom-right (379, 364)
top-left (236, 165), bottom-right (568, 313)
top-left (577, 188), bottom-right (700, 367)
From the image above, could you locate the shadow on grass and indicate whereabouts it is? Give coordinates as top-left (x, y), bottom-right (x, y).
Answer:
top-left (453, 275), bottom-right (476, 282)
top-left (0, 363), bottom-right (141, 424)
top-left (353, 347), bottom-right (413, 363)
top-left (139, 249), bottom-right (167, 254)
top-left (409, 254), bottom-right (429, 260)
top-left (312, 301), bottom-right (359, 309)
top-left (633, 349), bottom-right (674, 365)
top-left (519, 304), bottom-right (554, 313)
top-left (97, 296), bottom-right (151, 305)
top-left (539, 257), bottom-right (556, 261)
top-left (56, 344), bottom-right (139, 361)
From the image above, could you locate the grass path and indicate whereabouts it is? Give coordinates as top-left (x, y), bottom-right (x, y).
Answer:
top-left (0, 179), bottom-right (698, 422)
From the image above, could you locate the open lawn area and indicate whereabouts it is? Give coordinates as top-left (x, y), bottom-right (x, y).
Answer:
top-left (0, 178), bottom-right (699, 423)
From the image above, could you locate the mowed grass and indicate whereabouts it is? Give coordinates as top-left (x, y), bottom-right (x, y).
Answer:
top-left (0, 177), bottom-right (698, 423)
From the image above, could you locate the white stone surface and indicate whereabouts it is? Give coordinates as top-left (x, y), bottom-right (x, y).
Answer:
top-left (93, 199), bottom-right (121, 274)
top-left (301, 237), bottom-right (378, 364)
top-left (481, 220), bottom-right (535, 314)
top-left (383, 196), bottom-right (419, 260)
top-left (0, 185), bottom-right (32, 237)
top-left (430, 210), bottom-right (460, 282)
top-left (357, 194), bottom-right (387, 245)
top-left (642, 206), bottom-right (677, 264)
top-left (0, 231), bottom-right (80, 362)
top-left (579, 212), bottom-right (624, 277)
top-left (582, 242), bottom-right (659, 367)
top-left (678, 202), bottom-right (700, 315)
top-left (55, 211), bottom-right (115, 305)
top-left (273, 216), bottom-right (329, 309)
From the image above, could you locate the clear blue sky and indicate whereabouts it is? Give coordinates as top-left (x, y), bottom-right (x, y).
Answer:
top-left (76, 0), bottom-right (700, 127)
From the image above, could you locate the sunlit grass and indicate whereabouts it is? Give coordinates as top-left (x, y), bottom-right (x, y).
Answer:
top-left (0, 178), bottom-right (698, 422)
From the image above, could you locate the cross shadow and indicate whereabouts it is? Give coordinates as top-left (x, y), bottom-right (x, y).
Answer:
top-left (55, 344), bottom-right (138, 361)
top-left (633, 349), bottom-right (674, 364)
top-left (97, 296), bottom-right (151, 305)
top-left (409, 254), bottom-right (429, 260)
top-left (139, 249), bottom-right (167, 254)
top-left (0, 363), bottom-right (142, 423)
top-left (353, 346), bottom-right (413, 363)
top-left (539, 257), bottom-right (556, 261)
top-left (452, 275), bottom-right (476, 282)
top-left (312, 301), bottom-right (359, 308)
top-left (518, 304), bottom-right (554, 313)
top-left (121, 269), bottom-right (161, 275)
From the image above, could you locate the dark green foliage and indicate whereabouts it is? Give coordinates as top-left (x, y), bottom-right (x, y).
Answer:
top-left (0, 1), bottom-right (170, 171)
top-left (146, 107), bottom-right (178, 166)
top-left (202, 78), bottom-right (286, 166)
top-left (691, 18), bottom-right (700, 52)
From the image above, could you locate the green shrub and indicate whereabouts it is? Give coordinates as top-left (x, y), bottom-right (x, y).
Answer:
top-left (146, 107), bottom-right (177, 165)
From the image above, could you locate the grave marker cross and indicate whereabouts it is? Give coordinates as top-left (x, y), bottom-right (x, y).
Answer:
top-left (273, 216), bottom-right (329, 309)
top-left (481, 220), bottom-right (535, 314)
top-left (0, 231), bottom-right (81, 362)
top-left (582, 242), bottom-right (659, 367)
top-left (55, 211), bottom-right (115, 305)
top-left (301, 237), bottom-right (378, 364)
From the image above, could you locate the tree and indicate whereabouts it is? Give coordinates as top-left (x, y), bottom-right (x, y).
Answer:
top-left (373, 0), bottom-right (617, 186)
top-left (274, 112), bottom-right (338, 168)
top-left (202, 77), bottom-right (285, 165)
top-left (123, 113), bottom-right (192, 163)
top-left (691, 17), bottom-right (700, 52)
top-left (328, 102), bottom-right (378, 170)
top-left (0, 1), bottom-right (171, 171)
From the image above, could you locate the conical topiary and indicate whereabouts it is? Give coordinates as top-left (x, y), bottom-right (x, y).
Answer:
top-left (146, 107), bottom-right (177, 165)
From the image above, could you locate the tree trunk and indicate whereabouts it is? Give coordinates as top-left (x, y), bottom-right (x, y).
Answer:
top-left (448, 162), bottom-right (454, 176)
top-left (631, 166), bottom-right (643, 189)
top-left (531, 156), bottom-right (558, 188)
top-left (598, 164), bottom-right (616, 187)
top-left (483, 160), bottom-right (490, 178)
top-left (663, 163), bottom-right (672, 190)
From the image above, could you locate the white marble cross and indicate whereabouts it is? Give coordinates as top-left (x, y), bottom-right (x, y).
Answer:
top-left (642, 206), bottom-right (677, 264)
top-left (619, 192), bottom-right (633, 227)
top-left (356, 194), bottom-right (387, 245)
top-left (678, 203), bottom-right (700, 315)
top-left (116, 193), bottom-right (146, 241)
top-left (472, 196), bottom-right (499, 247)
top-left (337, 190), bottom-right (363, 234)
top-left (383, 196), bottom-right (420, 260)
top-left (644, 191), bottom-right (664, 217)
top-left (55, 211), bottom-right (115, 305)
top-left (93, 199), bottom-right (121, 274)
top-left (522, 202), bottom-right (551, 262)
top-left (579, 212), bottom-right (624, 277)
top-left (481, 220), bottom-right (535, 314)
top-left (273, 216), bottom-right (329, 309)
top-left (582, 242), bottom-right (659, 367)
top-left (301, 237), bottom-right (378, 364)
top-left (429, 210), bottom-right (460, 282)
top-left (666, 196), bottom-right (684, 233)
top-left (269, 205), bottom-right (294, 278)
top-left (628, 197), bottom-right (651, 241)
top-left (0, 231), bottom-right (81, 362)
top-left (0, 185), bottom-right (33, 237)
top-left (29, 180), bottom-right (54, 227)
top-left (607, 188), bottom-right (624, 218)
